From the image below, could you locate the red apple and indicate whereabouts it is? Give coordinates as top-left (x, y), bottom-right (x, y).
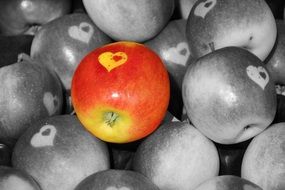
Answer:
top-left (182, 47), bottom-right (277, 144)
top-left (193, 175), bottom-right (262, 190)
top-left (265, 19), bottom-right (285, 85)
top-left (0, 54), bottom-right (63, 147)
top-left (82, 0), bottom-right (175, 42)
top-left (0, 0), bottom-right (72, 36)
top-left (241, 122), bottom-right (285, 190)
top-left (71, 41), bottom-right (170, 143)
top-left (145, 19), bottom-right (193, 119)
top-left (12, 114), bottom-right (110, 190)
top-left (177, 0), bottom-right (199, 19)
top-left (30, 13), bottom-right (112, 113)
top-left (132, 121), bottom-right (220, 190)
top-left (0, 166), bottom-right (41, 190)
top-left (75, 169), bottom-right (159, 190)
top-left (186, 0), bottom-right (277, 61)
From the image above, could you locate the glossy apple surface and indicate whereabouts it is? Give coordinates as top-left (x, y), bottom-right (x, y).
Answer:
top-left (75, 169), bottom-right (159, 190)
top-left (265, 20), bottom-right (285, 85)
top-left (0, 0), bottom-right (71, 36)
top-left (194, 175), bottom-right (262, 190)
top-left (12, 115), bottom-right (110, 190)
top-left (241, 122), bottom-right (285, 190)
top-left (145, 19), bottom-right (192, 119)
top-left (182, 47), bottom-right (277, 144)
top-left (82, 0), bottom-right (175, 42)
top-left (132, 121), bottom-right (219, 190)
top-left (0, 55), bottom-right (63, 147)
top-left (186, 0), bottom-right (277, 61)
top-left (71, 41), bottom-right (170, 143)
top-left (0, 166), bottom-right (41, 190)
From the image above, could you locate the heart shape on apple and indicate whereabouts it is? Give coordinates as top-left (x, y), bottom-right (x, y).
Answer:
top-left (30, 124), bottom-right (57, 148)
top-left (98, 52), bottom-right (128, 72)
top-left (246, 65), bottom-right (269, 90)
top-left (68, 22), bottom-right (95, 43)
top-left (164, 42), bottom-right (190, 66)
top-left (106, 186), bottom-right (130, 190)
top-left (194, 0), bottom-right (217, 18)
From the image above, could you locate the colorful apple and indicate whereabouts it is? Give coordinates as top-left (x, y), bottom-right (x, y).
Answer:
top-left (30, 13), bottom-right (112, 113)
top-left (0, 166), bottom-right (41, 190)
top-left (132, 121), bottom-right (220, 190)
top-left (265, 19), bottom-right (285, 85)
top-left (0, 54), bottom-right (63, 147)
top-left (71, 41), bottom-right (170, 143)
top-left (193, 175), bottom-right (262, 190)
top-left (145, 19), bottom-right (193, 119)
top-left (82, 0), bottom-right (175, 42)
top-left (182, 47), bottom-right (277, 144)
top-left (186, 0), bottom-right (277, 61)
top-left (241, 122), bottom-right (285, 190)
top-left (75, 169), bottom-right (159, 190)
top-left (12, 114), bottom-right (110, 190)
top-left (0, 0), bottom-right (72, 36)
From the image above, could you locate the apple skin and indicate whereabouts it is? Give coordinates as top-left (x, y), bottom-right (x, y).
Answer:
top-left (75, 169), bottom-right (159, 190)
top-left (182, 47), bottom-right (277, 144)
top-left (82, 0), bottom-right (175, 42)
top-left (71, 41), bottom-right (170, 143)
top-left (12, 114), bottom-right (110, 190)
top-left (145, 19), bottom-right (193, 119)
top-left (0, 166), bottom-right (41, 190)
top-left (193, 175), bottom-right (262, 190)
top-left (241, 122), bottom-right (285, 190)
top-left (132, 121), bottom-right (220, 190)
top-left (186, 0), bottom-right (277, 61)
top-left (0, 0), bottom-right (71, 36)
top-left (30, 13), bottom-right (112, 114)
top-left (265, 19), bottom-right (285, 85)
top-left (0, 55), bottom-right (63, 147)
top-left (176, 0), bottom-right (199, 19)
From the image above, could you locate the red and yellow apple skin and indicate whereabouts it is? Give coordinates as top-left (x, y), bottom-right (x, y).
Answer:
top-left (71, 41), bottom-right (170, 143)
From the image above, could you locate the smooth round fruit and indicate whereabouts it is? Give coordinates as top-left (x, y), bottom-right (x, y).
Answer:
top-left (194, 175), bottom-right (262, 190)
top-left (241, 122), bottom-right (285, 190)
top-left (71, 41), bottom-right (170, 143)
top-left (0, 166), bottom-right (41, 190)
top-left (132, 121), bottom-right (220, 190)
top-left (182, 47), bottom-right (277, 144)
top-left (186, 0), bottom-right (277, 61)
top-left (12, 115), bottom-right (110, 190)
top-left (75, 169), bottom-right (159, 190)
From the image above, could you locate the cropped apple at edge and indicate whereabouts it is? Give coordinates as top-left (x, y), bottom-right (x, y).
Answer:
top-left (71, 41), bottom-right (170, 143)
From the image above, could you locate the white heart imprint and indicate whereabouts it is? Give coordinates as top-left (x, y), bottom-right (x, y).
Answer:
top-left (194, 0), bottom-right (217, 19)
top-left (30, 125), bottom-right (57, 148)
top-left (164, 42), bottom-right (190, 66)
top-left (43, 92), bottom-right (59, 116)
top-left (68, 22), bottom-right (94, 43)
top-left (246, 65), bottom-right (269, 90)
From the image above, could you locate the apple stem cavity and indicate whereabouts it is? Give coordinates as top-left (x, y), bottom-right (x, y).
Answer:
top-left (104, 112), bottom-right (119, 127)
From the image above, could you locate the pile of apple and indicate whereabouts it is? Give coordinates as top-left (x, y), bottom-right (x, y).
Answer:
top-left (0, 0), bottom-right (285, 189)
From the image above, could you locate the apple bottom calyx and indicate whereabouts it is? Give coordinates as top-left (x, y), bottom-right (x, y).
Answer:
top-left (104, 112), bottom-right (119, 127)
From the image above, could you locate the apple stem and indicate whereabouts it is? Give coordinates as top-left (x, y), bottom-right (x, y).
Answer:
top-left (104, 112), bottom-right (119, 127)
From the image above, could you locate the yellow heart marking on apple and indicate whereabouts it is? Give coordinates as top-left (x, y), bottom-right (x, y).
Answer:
top-left (106, 186), bottom-right (130, 190)
top-left (68, 22), bottom-right (94, 43)
top-left (43, 92), bottom-right (59, 116)
top-left (30, 125), bottom-right (57, 148)
top-left (194, 0), bottom-right (217, 19)
top-left (246, 65), bottom-right (269, 90)
top-left (98, 52), bottom-right (128, 72)
top-left (164, 42), bottom-right (190, 66)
